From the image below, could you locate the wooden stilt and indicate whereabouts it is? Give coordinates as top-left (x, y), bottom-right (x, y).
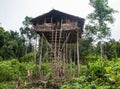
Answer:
top-left (61, 32), bottom-right (71, 50)
top-left (46, 46), bottom-right (49, 62)
top-left (62, 41), bottom-right (67, 77)
top-left (51, 18), bottom-right (54, 61)
top-left (39, 36), bottom-right (43, 77)
top-left (58, 29), bottom-right (62, 61)
top-left (51, 30), bottom-right (54, 61)
top-left (70, 44), bottom-right (72, 76)
top-left (77, 31), bottom-right (80, 77)
top-left (74, 44), bottom-right (76, 64)
top-left (65, 42), bottom-right (68, 63)
top-left (54, 29), bottom-right (57, 60)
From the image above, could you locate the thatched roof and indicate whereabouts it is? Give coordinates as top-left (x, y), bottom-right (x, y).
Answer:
top-left (31, 9), bottom-right (85, 29)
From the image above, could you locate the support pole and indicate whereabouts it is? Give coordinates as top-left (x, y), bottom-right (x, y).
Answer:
top-left (61, 32), bottom-right (71, 50)
top-left (51, 29), bottom-right (54, 61)
top-left (58, 29), bottom-right (62, 61)
top-left (77, 31), bottom-right (80, 77)
top-left (63, 46), bottom-right (66, 76)
top-left (70, 44), bottom-right (72, 76)
top-left (58, 20), bottom-right (63, 61)
top-left (54, 29), bottom-right (57, 60)
top-left (74, 44), bottom-right (76, 64)
top-left (39, 36), bottom-right (43, 77)
top-left (65, 42), bottom-right (68, 63)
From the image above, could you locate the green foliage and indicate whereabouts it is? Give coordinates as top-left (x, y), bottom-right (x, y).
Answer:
top-left (60, 84), bottom-right (71, 89)
top-left (0, 26), bottom-right (26, 59)
top-left (85, 0), bottom-right (117, 60)
top-left (61, 58), bottom-right (120, 89)
top-left (0, 59), bottom-right (38, 82)
top-left (86, 55), bottom-right (101, 62)
top-left (86, 0), bottom-right (117, 39)
top-left (41, 63), bottom-right (51, 72)
top-left (19, 52), bottom-right (34, 62)
top-left (88, 60), bottom-right (106, 78)
top-left (79, 38), bottom-right (95, 61)
top-left (41, 63), bottom-right (54, 78)
top-left (0, 81), bottom-right (16, 89)
top-left (0, 56), bottom-right (3, 61)
top-left (20, 16), bottom-right (36, 54)
top-left (95, 39), bottom-right (120, 60)
top-left (0, 16), bottom-right (37, 60)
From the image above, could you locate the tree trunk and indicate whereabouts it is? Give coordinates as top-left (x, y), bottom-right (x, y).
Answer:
top-left (100, 40), bottom-right (103, 60)
top-left (25, 42), bottom-right (27, 55)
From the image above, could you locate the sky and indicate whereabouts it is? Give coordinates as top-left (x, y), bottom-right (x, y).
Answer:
top-left (0, 0), bottom-right (120, 41)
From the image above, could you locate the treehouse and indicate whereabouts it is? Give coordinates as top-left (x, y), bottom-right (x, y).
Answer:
top-left (31, 9), bottom-right (85, 43)
top-left (31, 10), bottom-right (85, 76)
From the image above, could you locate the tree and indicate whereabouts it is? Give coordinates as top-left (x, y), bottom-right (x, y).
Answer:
top-left (9, 30), bottom-right (26, 59)
top-left (116, 40), bottom-right (120, 58)
top-left (85, 0), bottom-right (117, 60)
top-left (104, 39), bottom-right (120, 59)
top-left (20, 16), bottom-right (39, 62)
top-left (0, 26), bottom-right (26, 59)
top-left (79, 38), bottom-right (95, 61)
top-left (20, 16), bottom-right (35, 54)
top-left (0, 27), bottom-right (11, 59)
top-left (0, 27), bottom-right (5, 48)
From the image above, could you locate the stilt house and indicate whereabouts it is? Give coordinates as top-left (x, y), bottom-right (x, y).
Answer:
top-left (31, 9), bottom-right (85, 63)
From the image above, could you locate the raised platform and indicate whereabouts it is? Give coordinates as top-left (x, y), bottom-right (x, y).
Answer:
top-left (35, 28), bottom-right (82, 43)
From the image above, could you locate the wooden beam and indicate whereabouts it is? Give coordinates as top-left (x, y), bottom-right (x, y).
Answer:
top-left (77, 30), bottom-right (80, 76)
top-left (42, 33), bottom-right (52, 50)
top-left (54, 29), bottom-right (57, 60)
top-left (39, 36), bottom-right (43, 77)
top-left (61, 32), bottom-right (71, 51)
top-left (70, 44), bottom-right (72, 76)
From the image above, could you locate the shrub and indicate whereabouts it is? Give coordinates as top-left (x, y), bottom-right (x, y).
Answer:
top-left (19, 52), bottom-right (34, 62)
top-left (0, 56), bottom-right (3, 61)
top-left (61, 58), bottom-right (120, 89)
top-left (0, 59), bottom-right (38, 82)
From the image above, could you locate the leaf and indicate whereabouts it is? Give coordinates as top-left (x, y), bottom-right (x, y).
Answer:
top-left (105, 67), bottom-right (111, 73)
top-left (109, 78), bottom-right (115, 82)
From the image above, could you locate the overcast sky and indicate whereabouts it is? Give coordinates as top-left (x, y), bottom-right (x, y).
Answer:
top-left (0, 0), bottom-right (120, 40)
